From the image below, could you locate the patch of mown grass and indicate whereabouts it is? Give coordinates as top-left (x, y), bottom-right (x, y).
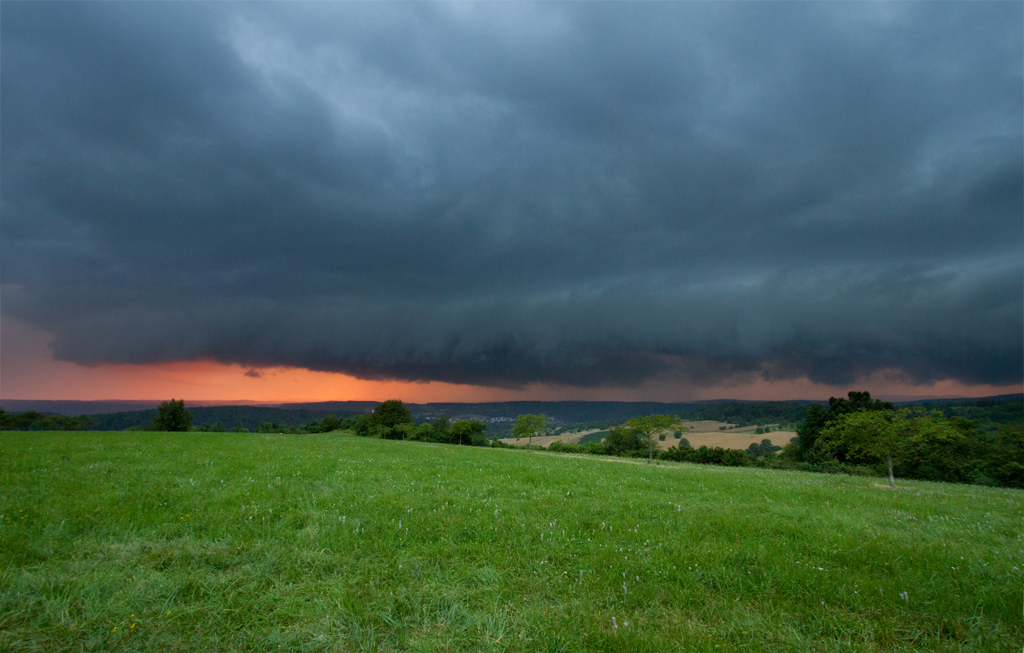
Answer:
top-left (0, 431), bottom-right (1021, 651)
top-left (578, 430), bottom-right (608, 445)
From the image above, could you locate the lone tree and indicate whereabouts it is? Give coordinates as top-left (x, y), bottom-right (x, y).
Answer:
top-left (369, 399), bottom-right (414, 439)
top-left (152, 399), bottom-right (192, 432)
top-left (624, 414), bottom-right (684, 464)
top-left (511, 414), bottom-right (551, 449)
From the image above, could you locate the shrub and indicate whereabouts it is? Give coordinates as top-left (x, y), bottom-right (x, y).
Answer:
top-left (603, 426), bottom-right (643, 456)
top-left (152, 400), bottom-right (192, 432)
top-left (746, 439), bottom-right (781, 458)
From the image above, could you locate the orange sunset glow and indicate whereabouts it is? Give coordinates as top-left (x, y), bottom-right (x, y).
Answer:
top-left (3, 318), bottom-right (1019, 404)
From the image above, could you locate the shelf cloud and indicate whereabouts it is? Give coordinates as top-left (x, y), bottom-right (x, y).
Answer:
top-left (2, 2), bottom-right (1021, 389)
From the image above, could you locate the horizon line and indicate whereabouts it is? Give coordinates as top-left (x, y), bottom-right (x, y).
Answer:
top-left (3, 392), bottom-right (1021, 406)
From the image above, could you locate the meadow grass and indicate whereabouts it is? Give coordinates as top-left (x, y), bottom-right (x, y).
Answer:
top-left (0, 431), bottom-right (1020, 652)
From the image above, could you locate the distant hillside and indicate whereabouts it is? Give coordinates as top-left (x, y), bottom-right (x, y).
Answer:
top-left (916, 395), bottom-right (1023, 433)
top-left (5, 394), bottom-right (1019, 434)
top-left (0, 400), bottom-right (167, 415)
top-left (265, 401), bottom-right (382, 414)
top-left (285, 400), bottom-right (822, 424)
top-left (0, 399), bottom-right (267, 415)
top-left (271, 400), bottom-right (700, 422)
top-left (86, 406), bottom-right (361, 432)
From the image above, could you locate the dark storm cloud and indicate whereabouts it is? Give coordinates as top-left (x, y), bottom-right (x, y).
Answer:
top-left (2, 2), bottom-right (1021, 388)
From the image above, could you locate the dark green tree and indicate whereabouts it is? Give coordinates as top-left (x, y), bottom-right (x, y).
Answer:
top-left (603, 426), bottom-right (643, 456)
top-left (796, 391), bottom-right (895, 461)
top-left (373, 400), bottom-right (413, 427)
top-left (152, 400), bottom-right (192, 432)
top-left (828, 391), bottom-right (894, 416)
top-left (985, 424), bottom-right (1024, 487)
top-left (352, 413), bottom-right (376, 436)
top-left (449, 420), bottom-right (487, 446)
top-left (432, 416), bottom-right (451, 437)
top-left (795, 403), bottom-right (828, 459)
top-left (746, 438), bottom-right (781, 458)
top-left (368, 400), bottom-right (414, 439)
top-left (817, 409), bottom-right (961, 487)
top-left (413, 423), bottom-right (436, 441)
top-left (395, 422), bottom-right (416, 441)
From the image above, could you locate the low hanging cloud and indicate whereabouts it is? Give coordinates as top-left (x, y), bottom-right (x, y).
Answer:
top-left (2, 2), bottom-right (1021, 390)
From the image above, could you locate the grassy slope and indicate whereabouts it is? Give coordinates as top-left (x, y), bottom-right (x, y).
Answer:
top-left (0, 432), bottom-right (1020, 652)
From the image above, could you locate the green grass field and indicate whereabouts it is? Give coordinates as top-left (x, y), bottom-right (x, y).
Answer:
top-left (1, 432), bottom-right (1021, 652)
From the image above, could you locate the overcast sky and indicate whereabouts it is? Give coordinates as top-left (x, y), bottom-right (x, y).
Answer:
top-left (2, 2), bottom-right (1021, 398)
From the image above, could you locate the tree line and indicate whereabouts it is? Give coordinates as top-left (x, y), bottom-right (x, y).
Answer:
top-left (5, 393), bottom-right (1019, 488)
top-left (138, 399), bottom-right (497, 447)
top-left (0, 409), bottom-right (95, 431)
top-left (785, 391), bottom-right (1023, 488)
top-left (542, 391), bottom-right (1023, 488)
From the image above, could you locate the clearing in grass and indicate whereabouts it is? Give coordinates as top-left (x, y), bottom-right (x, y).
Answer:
top-left (0, 431), bottom-right (1020, 652)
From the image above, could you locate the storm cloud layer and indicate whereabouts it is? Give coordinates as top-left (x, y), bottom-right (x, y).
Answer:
top-left (2, 2), bottom-right (1021, 389)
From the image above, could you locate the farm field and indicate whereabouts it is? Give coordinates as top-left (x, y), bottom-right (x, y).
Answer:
top-left (653, 421), bottom-right (798, 452)
top-left (662, 428), bottom-right (798, 452)
top-left (498, 430), bottom-right (596, 449)
top-left (1, 432), bottom-right (1021, 652)
top-left (500, 421), bottom-right (798, 451)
